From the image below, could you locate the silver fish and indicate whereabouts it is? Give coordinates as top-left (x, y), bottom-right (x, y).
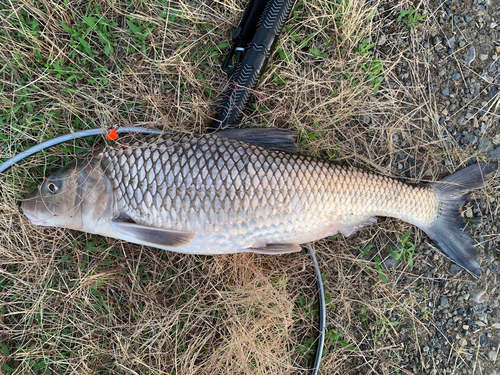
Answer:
top-left (22, 128), bottom-right (498, 274)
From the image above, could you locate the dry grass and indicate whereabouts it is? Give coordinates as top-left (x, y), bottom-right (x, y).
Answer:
top-left (0, 0), bottom-right (498, 374)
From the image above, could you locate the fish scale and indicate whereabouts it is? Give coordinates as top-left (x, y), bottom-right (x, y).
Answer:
top-left (98, 133), bottom-right (437, 252)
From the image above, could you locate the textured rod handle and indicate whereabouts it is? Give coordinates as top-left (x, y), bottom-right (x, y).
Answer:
top-left (211, 0), bottom-right (296, 130)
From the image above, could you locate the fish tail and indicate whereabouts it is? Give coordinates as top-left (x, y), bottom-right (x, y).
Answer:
top-left (420, 162), bottom-right (498, 275)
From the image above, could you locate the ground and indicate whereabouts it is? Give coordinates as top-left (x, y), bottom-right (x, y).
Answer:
top-left (0, 0), bottom-right (499, 374)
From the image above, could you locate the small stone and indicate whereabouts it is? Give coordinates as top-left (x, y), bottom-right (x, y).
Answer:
top-left (441, 88), bottom-right (450, 96)
top-left (382, 255), bottom-right (401, 270)
top-left (467, 134), bottom-right (478, 145)
top-left (492, 323), bottom-right (500, 329)
top-left (478, 137), bottom-right (492, 151)
top-left (378, 34), bottom-right (387, 45)
top-left (496, 46), bottom-right (500, 53)
top-left (444, 36), bottom-right (455, 48)
top-left (397, 163), bottom-right (403, 170)
top-left (473, 304), bottom-right (487, 313)
top-left (465, 207), bottom-right (473, 218)
top-left (493, 135), bottom-right (500, 145)
top-left (392, 134), bottom-right (399, 142)
top-left (459, 338), bottom-right (467, 347)
top-left (463, 325), bottom-right (469, 330)
top-left (472, 290), bottom-right (489, 304)
top-left (489, 86), bottom-right (499, 100)
top-left (440, 296), bottom-right (450, 308)
top-left (491, 300), bottom-right (499, 309)
top-left (488, 350), bottom-right (497, 362)
top-left (480, 54), bottom-right (489, 61)
top-left (452, 73), bottom-right (461, 80)
top-left (450, 264), bottom-right (462, 276)
top-left (487, 147), bottom-right (500, 159)
top-left (480, 335), bottom-right (490, 347)
top-left (360, 115), bottom-right (371, 124)
top-left (464, 46), bottom-right (476, 65)
top-left (465, 112), bottom-right (474, 120)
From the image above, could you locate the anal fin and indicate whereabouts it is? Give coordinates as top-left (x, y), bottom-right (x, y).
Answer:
top-left (246, 243), bottom-right (302, 254)
top-left (110, 220), bottom-right (194, 247)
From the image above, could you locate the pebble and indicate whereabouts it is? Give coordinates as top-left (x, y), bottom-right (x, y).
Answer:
top-left (478, 137), bottom-right (491, 151)
top-left (439, 296), bottom-right (450, 308)
top-left (473, 304), bottom-right (487, 313)
top-left (465, 207), bottom-right (474, 218)
top-left (377, 34), bottom-right (387, 46)
top-left (488, 350), bottom-right (497, 362)
top-left (444, 35), bottom-right (455, 48)
top-left (489, 86), bottom-right (499, 99)
top-left (464, 46), bottom-right (476, 65)
top-left (490, 264), bottom-right (500, 274)
top-left (472, 289), bottom-right (489, 303)
top-left (480, 335), bottom-right (490, 347)
top-left (466, 134), bottom-right (478, 145)
top-left (452, 73), bottom-right (461, 80)
top-left (450, 264), bottom-right (462, 276)
top-left (487, 147), bottom-right (500, 159)
top-left (441, 88), bottom-right (450, 96)
top-left (459, 337), bottom-right (467, 347)
top-left (479, 53), bottom-right (489, 61)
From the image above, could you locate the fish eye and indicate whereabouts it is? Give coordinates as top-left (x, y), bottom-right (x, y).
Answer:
top-left (47, 181), bottom-right (59, 194)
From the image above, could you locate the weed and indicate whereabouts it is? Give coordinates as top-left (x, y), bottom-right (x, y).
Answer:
top-left (397, 7), bottom-right (426, 31)
top-left (324, 329), bottom-right (356, 351)
top-left (387, 231), bottom-right (416, 268)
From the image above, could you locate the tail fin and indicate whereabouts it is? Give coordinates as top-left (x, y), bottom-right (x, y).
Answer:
top-left (422, 162), bottom-right (498, 275)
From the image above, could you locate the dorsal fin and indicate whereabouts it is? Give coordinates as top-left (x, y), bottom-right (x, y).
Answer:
top-left (217, 127), bottom-right (299, 153)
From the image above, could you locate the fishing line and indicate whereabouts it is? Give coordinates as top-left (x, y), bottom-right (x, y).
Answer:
top-left (0, 126), bottom-right (326, 374)
top-left (0, 127), bottom-right (162, 174)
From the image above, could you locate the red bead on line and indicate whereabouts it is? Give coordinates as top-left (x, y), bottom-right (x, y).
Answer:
top-left (106, 128), bottom-right (118, 141)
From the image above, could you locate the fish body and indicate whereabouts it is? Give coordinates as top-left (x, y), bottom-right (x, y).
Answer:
top-left (22, 129), bottom-right (498, 274)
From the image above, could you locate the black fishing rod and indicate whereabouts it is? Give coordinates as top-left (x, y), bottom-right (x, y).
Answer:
top-left (210, 0), bottom-right (297, 130)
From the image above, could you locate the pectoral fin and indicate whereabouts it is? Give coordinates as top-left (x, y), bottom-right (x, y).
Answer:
top-left (247, 243), bottom-right (302, 254)
top-left (110, 220), bottom-right (194, 247)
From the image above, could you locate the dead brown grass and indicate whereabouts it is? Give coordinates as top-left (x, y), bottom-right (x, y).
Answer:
top-left (1, 0), bottom-right (499, 374)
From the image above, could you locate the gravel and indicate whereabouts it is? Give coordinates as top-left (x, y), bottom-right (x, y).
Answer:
top-left (370, 0), bottom-right (500, 373)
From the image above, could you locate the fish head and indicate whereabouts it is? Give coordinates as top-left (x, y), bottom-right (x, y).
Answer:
top-left (21, 158), bottom-right (112, 233)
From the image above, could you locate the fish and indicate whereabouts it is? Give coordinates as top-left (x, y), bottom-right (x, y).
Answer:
top-left (21, 128), bottom-right (498, 275)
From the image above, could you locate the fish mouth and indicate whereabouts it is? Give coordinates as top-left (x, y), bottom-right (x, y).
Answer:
top-left (21, 195), bottom-right (53, 227)
top-left (22, 209), bottom-right (53, 227)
